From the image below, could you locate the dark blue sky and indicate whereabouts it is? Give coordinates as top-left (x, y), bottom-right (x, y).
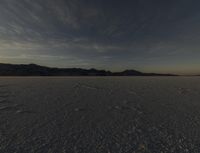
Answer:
top-left (0, 0), bottom-right (200, 74)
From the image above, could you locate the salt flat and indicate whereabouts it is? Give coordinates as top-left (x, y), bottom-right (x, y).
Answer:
top-left (0, 77), bottom-right (200, 153)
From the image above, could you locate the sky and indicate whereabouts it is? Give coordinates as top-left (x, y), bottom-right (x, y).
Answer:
top-left (0, 0), bottom-right (200, 74)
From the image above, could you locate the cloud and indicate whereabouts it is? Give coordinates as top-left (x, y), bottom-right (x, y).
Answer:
top-left (0, 0), bottom-right (200, 72)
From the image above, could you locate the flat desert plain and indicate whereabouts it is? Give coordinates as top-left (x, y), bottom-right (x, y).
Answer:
top-left (0, 77), bottom-right (200, 153)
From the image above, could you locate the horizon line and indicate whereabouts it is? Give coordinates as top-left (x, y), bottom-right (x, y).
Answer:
top-left (0, 62), bottom-right (196, 76)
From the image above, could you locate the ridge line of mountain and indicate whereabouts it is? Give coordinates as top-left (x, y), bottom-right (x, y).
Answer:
top-left (0, 63), bottom-right (178, 76)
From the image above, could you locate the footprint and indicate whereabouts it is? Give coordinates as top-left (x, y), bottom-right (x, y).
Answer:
top-left (178, 88), bottom-right (191, 95)
top-left (0, 99), bottom-right (8, 103)
top-left (16, 109), bottom-right (34, 114)
top-left (74, 108), bottom-right (85, 112)
top-left (0, 84), bottom-right (9, 88)
top-left (0, 104), bottom-right (22, 112)
top-left (74, 83), bottom-right (100, 90)
top-left (128, 90), bottom-right (137, 95)
top-left (0, 105), bottom-right (16, 111)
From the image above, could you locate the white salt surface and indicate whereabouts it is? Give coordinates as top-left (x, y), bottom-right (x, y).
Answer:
top-left (0, 77), bottom-right (200, 153)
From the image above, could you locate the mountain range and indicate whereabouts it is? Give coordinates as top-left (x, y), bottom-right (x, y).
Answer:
top-left (0, 63), bottom-right (177, 76)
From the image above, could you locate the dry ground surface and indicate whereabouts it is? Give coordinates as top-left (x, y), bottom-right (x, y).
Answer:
top-left (0, 77), bottom-right (200, 153)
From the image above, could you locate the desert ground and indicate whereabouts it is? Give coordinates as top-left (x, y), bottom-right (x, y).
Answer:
top-left (0, 77), bottom-right (200, 153)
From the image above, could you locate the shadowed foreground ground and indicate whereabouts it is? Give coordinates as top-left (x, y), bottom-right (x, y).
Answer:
top-left (0, 77), bottom-right (200, 153)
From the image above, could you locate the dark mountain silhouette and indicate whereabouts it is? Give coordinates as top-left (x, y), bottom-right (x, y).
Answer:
top-left (0, 63), bottom-right (177, 76)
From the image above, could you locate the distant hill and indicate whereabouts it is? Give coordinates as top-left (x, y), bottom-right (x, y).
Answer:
top-left (0, 63), bottom-right (177, 76)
